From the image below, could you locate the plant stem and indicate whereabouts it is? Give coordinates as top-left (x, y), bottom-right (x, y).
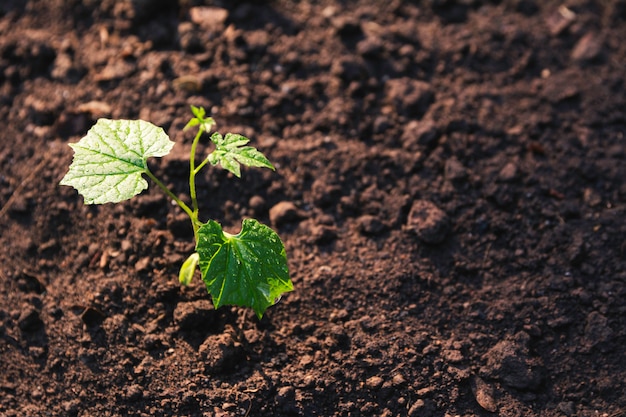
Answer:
top-left (146, 123), bottom-right (211, 242)
top-left (144, 169), bottom-right (200, 235)
top-left (189, 129), bottom-right (203, 223)
top-left (194, 158), bottom-right (209, 174)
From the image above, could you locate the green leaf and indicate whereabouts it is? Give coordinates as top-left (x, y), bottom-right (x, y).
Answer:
top-left (196, 219), bottom-right (292, 318)
top-left (60, 119), bottom-right (174, 204)
top-left (184, 105), bottom-right (215, 132)
top-left (179, 252), bottom-right (199, 286)
top-left (207, 132), bottom-right (274, 178)
top-left (190, 105), bottom-right (206, 119)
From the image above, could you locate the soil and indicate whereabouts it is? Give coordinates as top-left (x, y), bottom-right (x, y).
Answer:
top-left (1, 1), bottom-right (625, 416)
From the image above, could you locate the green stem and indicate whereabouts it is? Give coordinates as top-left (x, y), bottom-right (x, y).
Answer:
top-left (194, 157), bottom-right (209, 174)
top-left (144, 169), bottom-right (200, 234)
top-left (189, 129), bottom-right (203, 221)
top-left (146, 123), bottom-right (211, 242)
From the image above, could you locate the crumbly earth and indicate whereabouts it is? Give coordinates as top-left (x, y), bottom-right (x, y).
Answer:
top-left (1, 1), bottom-right (625, 416)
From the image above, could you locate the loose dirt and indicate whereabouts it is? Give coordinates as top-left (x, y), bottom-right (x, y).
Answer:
top-left (1, 1), bottom-right (625, 416)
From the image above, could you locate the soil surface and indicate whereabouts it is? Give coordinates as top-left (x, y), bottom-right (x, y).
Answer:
top-left (1, 1), bottom-right (625, 416)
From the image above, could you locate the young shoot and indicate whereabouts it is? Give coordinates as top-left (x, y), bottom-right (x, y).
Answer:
top-left (60, 105), bottom-right (292, 318)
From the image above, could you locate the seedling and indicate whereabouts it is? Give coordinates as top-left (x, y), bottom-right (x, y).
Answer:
top-left (60, 106), bottom-right (292, 318)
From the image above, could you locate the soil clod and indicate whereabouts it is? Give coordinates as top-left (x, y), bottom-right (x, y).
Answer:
top-left (406, 199), bottom-right (450, 244)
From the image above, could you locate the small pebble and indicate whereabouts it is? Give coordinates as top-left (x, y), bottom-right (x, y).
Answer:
top-left (571, 32), bottom-right (603, 62)
top-left (189, 7), bottom-right (229, 32)
top-left (366, 375), bottom-right (383, 389)
top-left (392, 373), bottom-right (406, 386)
top-left (472, 375), bottom-right (497, 412)
top-left (134, 257), bottom-right (151, 272)
top-left (498, 162), bottom-right (518, 182)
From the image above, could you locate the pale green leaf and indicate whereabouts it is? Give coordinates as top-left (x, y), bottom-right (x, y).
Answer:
top-left (185, 105), bottom-right (215, 132)
top-left (190, 105), bottom-right (206, 119)
top-left (179, 252), bottom-right (199, 286)
top-left (60, 119), bottom-right (174, 204)
top-left (220, 133), bottom-right (249, 147)
top-left (207, 132), bottom-right (274, 178)
top-left (233, 146), bottom-right (275, 169)
top-left (196, 219), bottom-right (292, 318)
top-left (183, 118), bottom-right (200, 131)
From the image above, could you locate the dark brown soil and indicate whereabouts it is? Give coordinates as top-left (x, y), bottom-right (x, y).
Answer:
top-left (1, 1), bottom-right (625, 416)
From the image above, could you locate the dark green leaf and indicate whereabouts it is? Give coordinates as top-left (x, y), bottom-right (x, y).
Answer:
top-left (196, 219), bottom-right (292, 318)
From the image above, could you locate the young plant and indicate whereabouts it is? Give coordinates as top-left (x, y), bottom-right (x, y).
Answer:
top-left (60, 106), bottom-right (292, 318)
